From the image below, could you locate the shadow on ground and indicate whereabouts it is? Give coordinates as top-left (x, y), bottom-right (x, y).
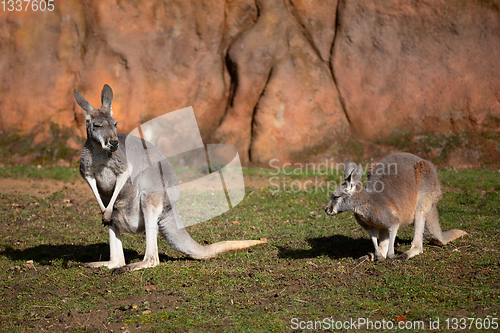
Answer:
top-left (277, 234), bottom-right (412, 260)
top-left (0, 243), bottom-right (180, 266)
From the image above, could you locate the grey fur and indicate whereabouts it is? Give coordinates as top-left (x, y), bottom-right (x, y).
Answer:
top-left (325, 153), bottom-right (468, 261)
top-left (74, 85), bottom-right (266, 273)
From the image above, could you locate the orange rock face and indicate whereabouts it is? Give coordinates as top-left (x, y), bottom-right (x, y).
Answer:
top-left (0, 0), bottom-right (498, 165)
top-left (332, 0), bottom-right (500, 140)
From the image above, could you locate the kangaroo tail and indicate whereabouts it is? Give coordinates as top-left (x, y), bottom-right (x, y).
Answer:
top-left (424, 204), bottom-right (469, 246)
top-left (158, 206), bottom-right (266, 260)
top-left (186, 239), bottom-right (267, 260)
top-left (432, 229), bottom-right (469, 246)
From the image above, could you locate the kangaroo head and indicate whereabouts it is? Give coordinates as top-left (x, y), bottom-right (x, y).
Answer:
top-left (325, 158), bottom-right (363, 216)
top-left (74, 84), bottom-right (119, 152)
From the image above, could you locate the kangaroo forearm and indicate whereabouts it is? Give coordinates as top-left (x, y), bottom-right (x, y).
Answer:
top-left (85, 177), bottom-right (106, 212)
top-left (106, 170), bottom-right (130, 210)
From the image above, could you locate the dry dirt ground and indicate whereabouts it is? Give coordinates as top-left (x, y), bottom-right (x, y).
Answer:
top-left (0, 175), bottom-right (272, 201)
top-left (0, 178), bottom-right (92, 200)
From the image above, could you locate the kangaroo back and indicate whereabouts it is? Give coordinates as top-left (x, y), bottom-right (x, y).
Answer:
top-left (366, 152), bottom-right (437, 226)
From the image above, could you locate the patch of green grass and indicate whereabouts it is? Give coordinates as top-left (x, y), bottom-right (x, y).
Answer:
top-left (439, 168), bottom-right (500, 193)
top-left (0, 168), bottom-right (498, 331)
top-left (0, 165), bottom-right (80, 181)
top-left (245, 163), bottom-right (345, 179)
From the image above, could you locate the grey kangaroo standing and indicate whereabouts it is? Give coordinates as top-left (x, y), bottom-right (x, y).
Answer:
top-left (74, 84), bottom-right (266, 273)
top-left (325, 153), bottom-right (468, 261)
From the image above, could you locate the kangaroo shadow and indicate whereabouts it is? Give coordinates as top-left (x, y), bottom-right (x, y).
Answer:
top-left (277, 234), bottom-right (412, 260)
top-left (0, 243), bottom-right (180, 267)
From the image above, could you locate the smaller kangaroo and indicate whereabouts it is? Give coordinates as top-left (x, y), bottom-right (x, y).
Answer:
top-left (325, 153), bottom-right (468, 261)
top-left (74, 84), bottom-right (266, 273)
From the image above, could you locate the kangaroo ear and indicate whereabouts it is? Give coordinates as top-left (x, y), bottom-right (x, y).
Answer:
top-left (351, 164), bottom-right (363, 186)
top-left (344, 158), bottom-right (356, 180)
top-left (101, 84), bottom-right (113, 116)
top-left (74, 89), bottom-right (97, 120)
top-left (346, 164), bottom-right (363, 189)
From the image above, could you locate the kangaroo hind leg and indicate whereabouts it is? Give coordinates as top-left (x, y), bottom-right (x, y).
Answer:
top-left (400, 212), bottom-right (425, 260)
top-left (158, 205), bottom-right (209, 259)
top-left (113, 193), bottom-right (163, 274)
top-left (378, 228), bottom-right (390, 260)
top-left (83, 224), bottom-right (126, 269)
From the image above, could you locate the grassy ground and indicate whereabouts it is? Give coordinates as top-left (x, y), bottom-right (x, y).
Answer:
top-left (0, 166), bottom-right (498, 332)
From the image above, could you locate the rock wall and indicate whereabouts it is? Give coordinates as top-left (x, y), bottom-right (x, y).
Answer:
top-left (0, 0), bottom-right (499, 165)
top-left (333, 0), bottom-right (500, 140)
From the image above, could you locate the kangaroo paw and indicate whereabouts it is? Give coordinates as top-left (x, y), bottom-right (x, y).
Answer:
top-left (102, 214), bottom-right (113, 226)
top-left (102, 209), bottom-right (114, 226)
top-left (102, 219), bottom-right (113, 226)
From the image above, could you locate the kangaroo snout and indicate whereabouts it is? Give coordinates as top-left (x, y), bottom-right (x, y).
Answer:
top-left (108, 139), bottom-right (119, 152)
top-left (324, 202), bottom-right (337, 216)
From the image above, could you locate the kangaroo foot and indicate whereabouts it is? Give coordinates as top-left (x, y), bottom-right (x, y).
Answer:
top-left (112, 260), bottom-right (159, 274)
top-left (354, 253), bottom-right (375, 264)
top-left (400, 247), bottom-right (423, 260)
top-left (80, 260), bottom-right (124, 269)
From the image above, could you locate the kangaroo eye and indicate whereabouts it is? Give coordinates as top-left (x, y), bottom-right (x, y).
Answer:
top-left (114, 122), bottom-right (118, 127)
top-left (94, 124), bottom-right (102, 127)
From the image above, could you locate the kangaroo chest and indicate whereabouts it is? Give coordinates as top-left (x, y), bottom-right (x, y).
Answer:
top-left (93, 166), bottom-right (117, 197)
top-left (88, 154), bottom-right (126, 198)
